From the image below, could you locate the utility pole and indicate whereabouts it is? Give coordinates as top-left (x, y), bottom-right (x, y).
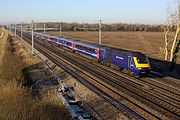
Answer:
top-left (60, 24), bottom-right (62, 37)
top-left (99, 19), bottom-right (102, 45)
top-left (44, 23), bottom-right (46, 33)
top-left (78, 19), bottom-right (102, 45)
top-left (32, 20), bottom-right (34, 56)
top-left (34, 24), bottom-right (36, 32)
top-left (10, 25), bottom-right (11, 32)
top-left (15, 25), bottom-right (17, 37)
top-left (21, 24), bottom-right (23, 38)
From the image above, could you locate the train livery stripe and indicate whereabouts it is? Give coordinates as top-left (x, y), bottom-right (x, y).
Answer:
top-left (72, 42), bottom-right (75, 50)
top-left (96, 48), bottom-right (100, 59)
top-left (48, 36), bottom-right (51, 41)
top-left (133, 57), bottom-right (150, 68)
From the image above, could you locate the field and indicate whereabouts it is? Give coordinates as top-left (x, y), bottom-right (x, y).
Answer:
top-left (47, 31), bottom-right (180, 63)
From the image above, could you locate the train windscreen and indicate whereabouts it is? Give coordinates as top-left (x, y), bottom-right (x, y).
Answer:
top-left (135, 53), bottom-right (149, 64)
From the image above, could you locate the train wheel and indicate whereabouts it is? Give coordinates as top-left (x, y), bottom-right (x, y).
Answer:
top-left (119, 67), bottom-right (123, 72)
top-left (134, 74), bottom-right (140, 79)
top-left (123, 69), bottom-right (128, 74)
top-left (127, 70), bottom-right (132, 75)
top-left (97, 59), bottom-right (100, 63)
top-left (107, 62), bottom-right (111, 67)
top-left (116, 65), bottom-right (120, 71)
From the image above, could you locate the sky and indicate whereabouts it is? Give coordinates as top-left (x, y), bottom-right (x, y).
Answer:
top-left (0, 0), bottom-right (176, 25)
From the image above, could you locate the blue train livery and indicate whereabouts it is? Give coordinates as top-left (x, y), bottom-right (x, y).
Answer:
top-left (32, 32), bottom-right (151, 77)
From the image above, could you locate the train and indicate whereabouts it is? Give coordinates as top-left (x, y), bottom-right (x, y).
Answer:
top-left (28, 31), bottom-right (151, 77)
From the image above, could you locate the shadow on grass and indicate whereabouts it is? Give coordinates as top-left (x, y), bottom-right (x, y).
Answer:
top-left (21, 62), bottom-right (71, 98)
top-left (21, 62), bottom-right (60, 98)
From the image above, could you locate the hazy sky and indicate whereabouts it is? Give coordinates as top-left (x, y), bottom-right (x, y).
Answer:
top-left (0, 0), bottom-right (176, 24)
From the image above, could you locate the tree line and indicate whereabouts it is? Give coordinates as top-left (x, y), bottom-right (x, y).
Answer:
top-left (33, 22), bottom-right (177, 32)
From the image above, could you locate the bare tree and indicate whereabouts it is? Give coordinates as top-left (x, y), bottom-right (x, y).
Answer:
top-left (164, 0), bottom-right (179, 61)
top-left (170, 1), bottom-right (180, 61)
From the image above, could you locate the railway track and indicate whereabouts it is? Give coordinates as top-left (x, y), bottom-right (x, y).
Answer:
top-left (85, 59), bottom-right (179, 102)
top-left (22, 35), bottom-right (150, 120)
top-left (20, 33), bottom-right (159, 120)
top-left (97, 65), bottom-right (180, 105)
top-left (83, 57), bottom-right (180, 107)
top-left (19, 32), bottom-right (179, 120)
top-left (146, 74), bottom-right (180, 96)
top-left (83, 57), bottom-right (179, 104)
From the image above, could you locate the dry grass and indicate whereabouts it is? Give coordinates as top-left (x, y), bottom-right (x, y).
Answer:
top-left (0, 29), bottom-right (8, 65)
top-left (0, 84), bottom-right (70, 120)
top-left (0, 32), bottom-right (71, 120)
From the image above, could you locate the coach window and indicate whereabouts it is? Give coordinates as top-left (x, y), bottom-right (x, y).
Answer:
top-left (68, 42), bottom-right (72, 46)
top-left (87, 48), bottom-right (89, 52)
top-left (86, 47), bottom-right (89, 51)
top-left (90, 48), bottom-right (93, 52)
top-left (84, 46), bottom-right (86, 50)
top-left (91, 48), bottom-right (95, 53)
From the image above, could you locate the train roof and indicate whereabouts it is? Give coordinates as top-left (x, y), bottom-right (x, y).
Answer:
top-left (42, 33), bottom-right (51, 36)
top-left (100, 44), bottom-right (144, 56)
top-left (34, 32), bottom-right (145, 56)
top-left (49, 35), bottom-right (60, 39)
top-left (60, 37), bottom-right (78, 42)
top-left (55, 36), bottom-right (102, 49)
top-left (75, 40), bottom-right (102, 49)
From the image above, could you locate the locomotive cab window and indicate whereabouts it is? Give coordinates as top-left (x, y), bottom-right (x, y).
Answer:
top-left (136, 56), bottom-right (148, 64)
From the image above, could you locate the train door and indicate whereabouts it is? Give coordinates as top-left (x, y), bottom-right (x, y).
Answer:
top-left (48, 36), bottom-right (51, 42)
top-left (96, 48), bottom-right (100, 59)
top-left (72, 42), bottom-right (75, 52)
top-left (58, 39), bottom-right (61, 45)
top-left (129, 56), bottom-right (134, 71)
top-left (106, 51), bottom-right (112, 63)
top-left (99, 49), bottom-right (105, 62)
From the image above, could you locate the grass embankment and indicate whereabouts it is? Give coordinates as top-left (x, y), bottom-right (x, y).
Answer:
top-left (0, 30), bottom-right (71, 120)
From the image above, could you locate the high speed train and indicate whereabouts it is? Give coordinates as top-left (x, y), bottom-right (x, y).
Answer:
top-left (29, 31), bottom-right (151, 77)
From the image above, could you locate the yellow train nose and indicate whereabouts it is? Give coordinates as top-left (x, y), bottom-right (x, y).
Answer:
top-left (133, 57), bottom-right (150, 68)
